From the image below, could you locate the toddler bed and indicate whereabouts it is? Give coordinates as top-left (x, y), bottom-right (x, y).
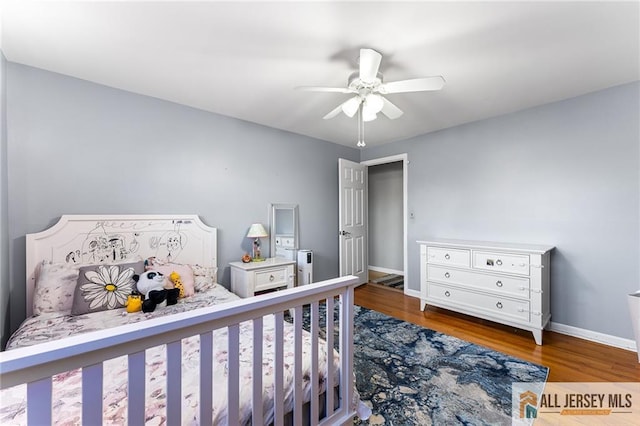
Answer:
top-left (0, 215), bottom-right (366, 425)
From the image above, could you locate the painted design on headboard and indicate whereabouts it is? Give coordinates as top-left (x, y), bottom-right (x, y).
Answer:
top-left (63, 220), bottom-right (192, 265)
top-left (80, 233), bottom-right (131, 263)
top-left (149, 230), bottom-right (187, 262)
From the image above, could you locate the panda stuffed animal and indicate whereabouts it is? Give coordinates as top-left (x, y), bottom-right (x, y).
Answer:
top-left (133, 271), bottom-right (180, 313)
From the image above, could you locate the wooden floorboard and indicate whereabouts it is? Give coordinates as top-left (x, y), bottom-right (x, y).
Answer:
top-left (355, 283), bottom-right (640, 383)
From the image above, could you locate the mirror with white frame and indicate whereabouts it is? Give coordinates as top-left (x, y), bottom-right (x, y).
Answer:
top-left (269, 203), bottom-right (299, 258)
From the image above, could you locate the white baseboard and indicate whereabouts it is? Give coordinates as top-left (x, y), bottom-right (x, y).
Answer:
top-left (548, 321), bottom-right (638, 353)
top-left (404, 288), bottom-right (420, 299)
top-left (368, 265), bottom-right (403, 276)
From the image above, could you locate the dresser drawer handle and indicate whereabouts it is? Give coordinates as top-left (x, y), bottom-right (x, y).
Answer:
top-left (496, 259), bottom-right (503, 266)
top-left (444, 291), bottom-right (451, 297)
top-left (444, 272), bottom-right (450, 278)
top-left (496, 302), bottom-right (503, 309)
top-left (496, 280), bottom-right (503, 287)
top-left (444, 253), bottom-right (450, 260)
top-left (269, 275), bottom-right (275, 282)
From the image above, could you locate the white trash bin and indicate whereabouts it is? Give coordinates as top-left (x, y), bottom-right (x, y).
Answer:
top-left (628, 291), bottom-right (640, 363)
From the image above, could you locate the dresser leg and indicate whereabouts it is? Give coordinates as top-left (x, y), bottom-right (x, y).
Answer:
top-left (532, 329), bottom-right (543, 345)
top-left (420, 300), bottom-right (427, 311)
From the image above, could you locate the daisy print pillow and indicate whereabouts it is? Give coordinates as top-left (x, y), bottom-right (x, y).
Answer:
top-left (71, 260), bottom-right (145, 315)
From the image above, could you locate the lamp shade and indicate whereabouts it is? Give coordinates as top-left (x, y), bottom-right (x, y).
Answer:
top-left (341, 96), bottom-right (362, 118)
top-left (246, 223), bottom-right (268, 238)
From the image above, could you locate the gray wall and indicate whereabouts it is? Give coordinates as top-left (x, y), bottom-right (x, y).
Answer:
top-left (3, 63), bottom-right (359, 341)
top-left (0, 52), bottom-right (8, 349)
top-left (362, 81), bottom-right (640, 340)
top-left (368, 161), bottom-right (403, 271)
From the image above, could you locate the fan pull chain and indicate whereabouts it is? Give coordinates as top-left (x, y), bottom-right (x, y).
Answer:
top-left (357, 103), bottom-right (366, 147)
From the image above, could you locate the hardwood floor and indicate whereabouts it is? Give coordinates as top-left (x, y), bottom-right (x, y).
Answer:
top-left (355, 284), bottom-right (640, 383)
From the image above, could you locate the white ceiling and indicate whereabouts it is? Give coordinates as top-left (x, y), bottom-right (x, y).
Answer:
top-left (1, 1), bottom-right (639, 148)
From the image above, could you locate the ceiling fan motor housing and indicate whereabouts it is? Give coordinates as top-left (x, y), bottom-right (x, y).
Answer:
top-left (348, 71), bottom-right (383, 92)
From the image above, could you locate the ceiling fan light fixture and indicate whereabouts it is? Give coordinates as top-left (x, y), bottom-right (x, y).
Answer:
top-left (341, 96), bottom-right (362, 117)
top-left (364, 93), bottom-right (384, 114)
top-left (362, 109), bottom-right (377, 122)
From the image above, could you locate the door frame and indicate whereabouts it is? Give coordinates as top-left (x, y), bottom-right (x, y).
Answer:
top-left (361, 153), bottom-right (410, 296)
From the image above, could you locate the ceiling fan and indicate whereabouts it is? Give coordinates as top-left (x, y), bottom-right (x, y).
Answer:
top-left (297, 48), bottom-right (446, 123)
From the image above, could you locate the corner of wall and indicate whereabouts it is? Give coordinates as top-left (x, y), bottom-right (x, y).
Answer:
top-left (1, 51), bottom-right (9, 349)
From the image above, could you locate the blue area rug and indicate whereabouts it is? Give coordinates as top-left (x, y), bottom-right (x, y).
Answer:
top-left (297, 305), bottom-right (549, 425)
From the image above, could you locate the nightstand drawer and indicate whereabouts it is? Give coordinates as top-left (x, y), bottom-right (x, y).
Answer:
top-left (427, 247), bottom-right (470, 268)
top-left (254, 267), bottom-right (288, 291)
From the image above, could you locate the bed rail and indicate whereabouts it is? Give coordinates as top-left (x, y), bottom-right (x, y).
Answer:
top-left (0, 275), bottom-right (360, 425)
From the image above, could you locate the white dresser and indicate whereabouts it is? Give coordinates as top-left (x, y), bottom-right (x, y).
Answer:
top-left (230, 257), bottom-right (296, 298)
top-left (418, 238), bottom-right (553, 345)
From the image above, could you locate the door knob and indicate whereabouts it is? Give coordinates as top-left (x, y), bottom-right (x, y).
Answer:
top-left (339, 230), bottom-right (351, 236)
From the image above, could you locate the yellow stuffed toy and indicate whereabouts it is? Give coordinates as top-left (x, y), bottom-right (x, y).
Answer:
top-left (126, 292), bottom-right (143, 313)
top-left (169, 271), bottom-right (185, 298)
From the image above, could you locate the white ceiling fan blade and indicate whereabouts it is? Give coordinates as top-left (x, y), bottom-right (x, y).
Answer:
top-left (359, 48), bottom-right (382, 83)
top-left (341, 96), bottom-right (363, 118)
top-left (380, 97), bottom-right (404, 119)
top-left (296, 86), bottom-right (355, 93)
top-left (379, 76), bottom-right (445, 94)
top-left (322, 104), bottom-right (345, 120)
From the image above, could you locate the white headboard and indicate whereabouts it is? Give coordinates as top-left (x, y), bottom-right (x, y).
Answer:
top-left (25, 215), bottom-right (217, 317)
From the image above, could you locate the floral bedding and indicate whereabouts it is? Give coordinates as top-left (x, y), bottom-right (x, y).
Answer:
top-left (1, 284), bottom-right (347, 425)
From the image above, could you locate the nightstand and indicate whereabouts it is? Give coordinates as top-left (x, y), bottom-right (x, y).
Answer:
top-left (230, 257), bottom-right (296, 298)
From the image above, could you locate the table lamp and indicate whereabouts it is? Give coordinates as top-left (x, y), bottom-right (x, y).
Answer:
top-left (246, 223), bottom-right (268, 262)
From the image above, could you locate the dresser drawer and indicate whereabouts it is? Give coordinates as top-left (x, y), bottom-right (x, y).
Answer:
top-left (427, 282), bottom-right (530, 322)
top-left (427, 247), bottom-right (470, 268)
top-left (427, 265), bottom-right (530, 299)
top-left (254, 267), bottom-right (289, 291)
top-left (472, 251), bottom-right (530, 276)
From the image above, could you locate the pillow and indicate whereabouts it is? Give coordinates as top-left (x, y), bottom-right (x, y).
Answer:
top-left (148, 263), bottom-right (196, 297)
top-left (193, 266), bottom-right (219, 293)
top-left (190, 264), bottom-right (217, 278)
top-left (71, 260), bottom-right (145, 316)
top-left (33, 262), bottom-right (80, 316)
top-left (32, 256), bottom-right (145, 316)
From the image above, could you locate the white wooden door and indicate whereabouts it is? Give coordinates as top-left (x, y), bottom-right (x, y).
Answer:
top-left (338, 158), bottom-right (367, 283)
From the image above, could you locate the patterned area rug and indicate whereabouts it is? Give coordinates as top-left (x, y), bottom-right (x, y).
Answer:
top-left (370, 274), bottom-right (404, 290)
top-left (297, 305), bottom-right (548, 425)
